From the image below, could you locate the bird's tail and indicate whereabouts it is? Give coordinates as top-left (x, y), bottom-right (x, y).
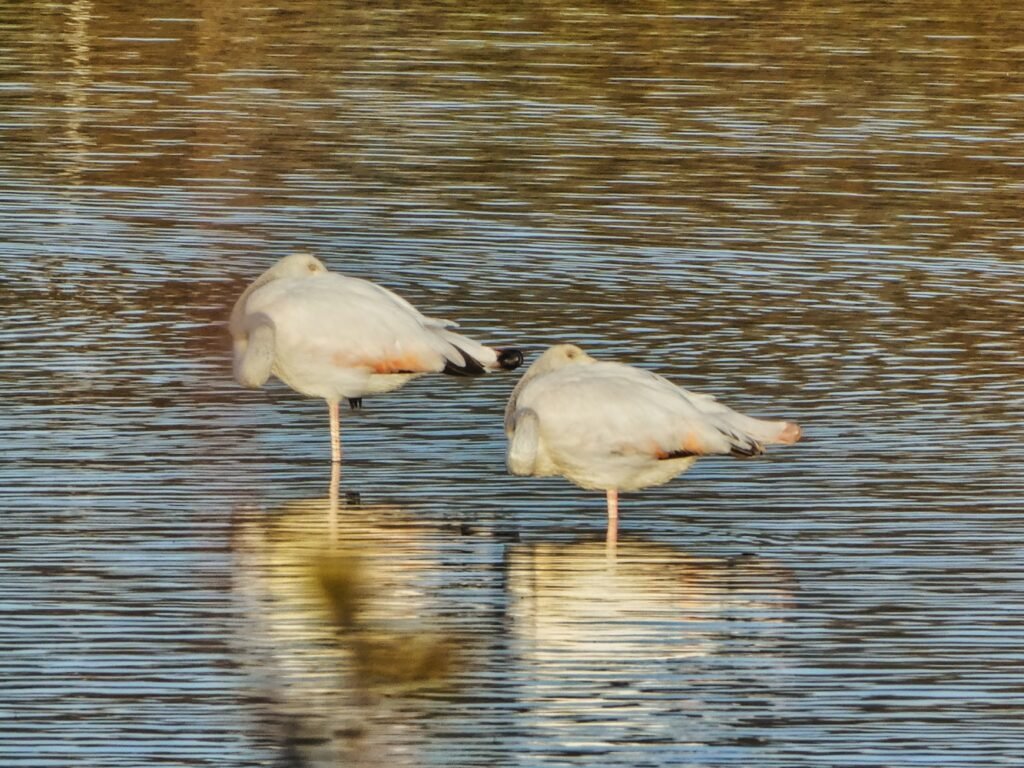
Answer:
top-left (688, 391), bottom-right (802, 456)
top-left (721, 414), bottom-right (802, 457)
top-left (435, 328), bottom-right (523, 376)
top-left (737, 415), bottom-right (802, 445)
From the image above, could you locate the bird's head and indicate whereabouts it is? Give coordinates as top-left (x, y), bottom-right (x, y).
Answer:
top-left (504, 343), bottom-right (596, 428)
top-left (229, 253), bottom-right (328, 338)
top-left (529, 343), bottom-right (596, 375)
top-left (273, 252), bottom-right (328, 278)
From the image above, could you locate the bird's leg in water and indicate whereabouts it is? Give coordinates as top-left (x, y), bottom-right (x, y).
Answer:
top-left (606, 489), bottom-right (619, 547)
top-left (328, 400), bottom-right (342, 464)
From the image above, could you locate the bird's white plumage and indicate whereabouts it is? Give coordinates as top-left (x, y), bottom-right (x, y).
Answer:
top-left (243, 274), bottom-right (441, 399)
top-left (230, 253), bottom-right (519, 462)
top-left (232, 255), bottom-right (500, 402)
top-left (505, 344), bottom-right (801, 494)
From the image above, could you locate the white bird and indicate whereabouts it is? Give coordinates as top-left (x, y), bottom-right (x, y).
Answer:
top-left (504, 344), bottom-right (801, 542)
top-left (230, 253), bottom-right (523, 464)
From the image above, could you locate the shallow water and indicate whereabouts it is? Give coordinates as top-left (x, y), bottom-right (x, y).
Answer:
top-left (2, 2), bottom-right (1024, 766)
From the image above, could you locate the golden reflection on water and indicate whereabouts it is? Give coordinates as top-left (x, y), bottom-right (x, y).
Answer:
top-left (25, 0), bottom-right (1024, 250)
top-left (508, 539), bottom-right (795, 660)
top-left (230, 469), bottom-right (459, 766)
top-left (230, 462), bottom-right (800, 763)
top-left (505, 540), bottom-right (797, 739)
top-left (8, 0), bottom-right (1019, 421)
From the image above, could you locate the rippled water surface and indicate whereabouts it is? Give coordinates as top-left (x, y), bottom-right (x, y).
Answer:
top-left (3, 2), bottom-right (1024, 766)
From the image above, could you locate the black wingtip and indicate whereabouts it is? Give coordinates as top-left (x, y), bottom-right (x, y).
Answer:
top-left (658, 449), bottom-right (700, 461)
top-left (497, 348), bottom-right (524, 371)
top-left (443, 353), bottom-right (487, 377)
top-left (729, 441), bottom-right (765, 458)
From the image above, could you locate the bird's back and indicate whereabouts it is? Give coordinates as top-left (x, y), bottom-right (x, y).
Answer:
top-left (508, 360), bottom-right (799, 491)
top-left (238, 271), bottom-right (511, 399)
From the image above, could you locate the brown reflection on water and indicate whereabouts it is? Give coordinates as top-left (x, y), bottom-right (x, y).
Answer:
top-left (12, 0), bottom-right (1022, 246)
top-left (4, 0), bottom-right (1020, 414)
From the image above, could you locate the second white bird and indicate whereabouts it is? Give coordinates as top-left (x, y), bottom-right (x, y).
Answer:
top-left (504, 344), bottom-right (801, 539)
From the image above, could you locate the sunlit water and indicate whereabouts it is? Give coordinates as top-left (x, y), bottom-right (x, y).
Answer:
top-left (2, 2), bottom-right (1023, 766)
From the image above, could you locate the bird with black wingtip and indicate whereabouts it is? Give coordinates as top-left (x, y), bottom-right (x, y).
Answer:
top-left (230, 253), bottom-right (523, 465)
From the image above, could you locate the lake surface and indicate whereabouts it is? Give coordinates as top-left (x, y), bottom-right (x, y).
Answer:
top-left (2, 2), bottom-right (1023, 766)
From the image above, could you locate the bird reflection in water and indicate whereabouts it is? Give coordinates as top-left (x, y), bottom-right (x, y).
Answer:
top-left (231, 466), bottom-right (460, 767)
top-left (505, 538), bottom-right (796, 741)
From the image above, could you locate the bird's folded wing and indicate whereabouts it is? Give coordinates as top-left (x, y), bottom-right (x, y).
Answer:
top-left (519, 363), bottom-right (764, 460)
top-left (333, 273), bottom-right (459, 328)
top-left (246, 276), bottom-right (470, 374)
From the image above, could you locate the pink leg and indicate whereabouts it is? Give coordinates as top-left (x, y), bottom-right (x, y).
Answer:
top-left (606, 489), bottom-right (619, 547)
top-left (328, 400), bottom-right (342, 465)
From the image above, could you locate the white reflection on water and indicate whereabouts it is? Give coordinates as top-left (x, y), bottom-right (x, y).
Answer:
top-left (506, 540), bottom-right (796, 751)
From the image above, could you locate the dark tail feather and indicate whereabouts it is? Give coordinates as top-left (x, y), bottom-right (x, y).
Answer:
top-left (443, 346), bottom-right (524, 377)
top-left (729, 438), bottom-right (766, 458)
top-left (658, 449), bottom-right (699, 461)
top-left (443, 349), bottom-right (487, 377)
top-left (661, 439), bottom-right (764, 460)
